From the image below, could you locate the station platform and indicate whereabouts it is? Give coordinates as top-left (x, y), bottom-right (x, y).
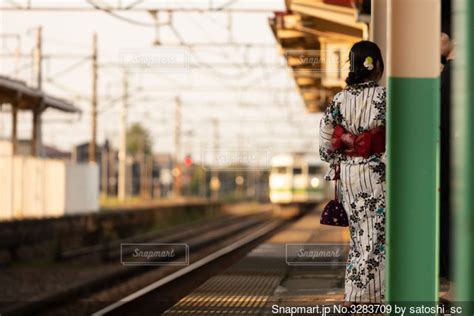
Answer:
top-left (162, 211), bottom-right (350, 315)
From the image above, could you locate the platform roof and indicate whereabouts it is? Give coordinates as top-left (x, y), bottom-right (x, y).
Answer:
top-left (270, 0), bottom-right (366, 113)
top-left (0, 75), bottom-right (80, 113)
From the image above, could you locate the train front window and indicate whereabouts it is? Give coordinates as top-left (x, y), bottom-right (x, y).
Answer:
top-left (272, 166), bottom-right (288, 174)
top-left (292, 167), bottom-right (302, 175)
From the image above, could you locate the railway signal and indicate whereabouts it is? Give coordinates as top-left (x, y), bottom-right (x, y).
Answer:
top-left (184, 155), bottom-right (193, 167)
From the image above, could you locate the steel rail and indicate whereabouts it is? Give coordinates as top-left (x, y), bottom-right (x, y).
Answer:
top-left (92, 220), bottom-right (281, 315)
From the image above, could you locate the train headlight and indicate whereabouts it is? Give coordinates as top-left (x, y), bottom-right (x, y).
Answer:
top-left (310, 177), bottom-right (320, 188)
top-left (271, 177), bottom-right (285, 187)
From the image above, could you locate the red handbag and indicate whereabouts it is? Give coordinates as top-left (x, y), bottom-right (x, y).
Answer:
top-left (320, 165), bottom-right (349, 227)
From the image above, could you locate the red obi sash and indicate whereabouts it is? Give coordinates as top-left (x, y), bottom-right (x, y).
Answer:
top-left (331, 125), bottom-right (385, 158)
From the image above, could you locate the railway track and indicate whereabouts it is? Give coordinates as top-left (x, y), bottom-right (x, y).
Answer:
top-left (92, 214), bottom-right (300, 316)
top-left (2, 210), bottom-right (284, 316)
top-left (58, 212), bottom-right (264, 262)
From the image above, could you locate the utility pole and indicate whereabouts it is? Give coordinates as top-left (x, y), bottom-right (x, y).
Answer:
top-left (237, 133), bottom-right (244, 199)
top-left (101, 144), bottom-right (108, 197)
top-left (118, 71), bottom-right (128, 201)
top-left (150, 10), bottom-right (161, 46)
top-left (89, 33), bottom-right (98, 162)
top-left (182, 129), bottom-right (194, 196)
top-left (14, 35), bottom-right (21, 78)
top-left (199, 140), bottom-right (207, 198)
top-left (34, 26), bottom-right (42, 89)
top-left (210, 118), bottom-right (220, 201)
top-left (173, 96), bottom-right (182, 197)
top-left (31, 26), bottom-right (42, 156)
top-left (146, 155), bottom-right (153, 199)
top-left (109, 146), bottom-right (116, 196)
top-left (139, 135), bottom-right (147, 199)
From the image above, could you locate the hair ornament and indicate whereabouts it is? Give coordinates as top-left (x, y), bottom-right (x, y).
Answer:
top-left (363, 56), bottom-right (374, 71)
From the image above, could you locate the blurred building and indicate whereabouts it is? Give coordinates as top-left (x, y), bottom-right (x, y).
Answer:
top-left (0, 139), bottom-right (71, 160)
top-left (72, 141), bottom-right (107, 163)
top-left (0, 76), bottom-right (99, 220)
top-left (43, 144), bottom-right (71, 160)
top-left (73, 140), bottom-right (176, 200)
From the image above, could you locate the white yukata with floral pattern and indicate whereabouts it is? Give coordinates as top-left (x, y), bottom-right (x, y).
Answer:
top-left (319, 81), bottom-right (387, 303)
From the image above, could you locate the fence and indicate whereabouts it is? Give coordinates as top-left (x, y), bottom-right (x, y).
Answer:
top-left (0, 155), bottom-right (99, 220)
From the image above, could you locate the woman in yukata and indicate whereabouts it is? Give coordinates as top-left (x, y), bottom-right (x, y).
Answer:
top-left (319, 40), bottom-right (387, 305)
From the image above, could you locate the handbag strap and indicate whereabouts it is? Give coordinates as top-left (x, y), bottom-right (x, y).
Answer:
top-left (334, 164), bottom-right (340, 201)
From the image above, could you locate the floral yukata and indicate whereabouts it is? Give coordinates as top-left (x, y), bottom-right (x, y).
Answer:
top-left (319, 81), bottom-right (387, 303)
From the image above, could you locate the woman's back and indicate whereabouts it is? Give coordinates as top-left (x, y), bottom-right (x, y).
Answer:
top-left (318, 40), bottom-right (387, 304)
top-left (319, 81), bottom-right (386, 168)
top-left (335, 81), bottom-right (385, 134)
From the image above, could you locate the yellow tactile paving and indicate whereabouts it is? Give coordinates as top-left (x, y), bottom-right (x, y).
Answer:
top-left (163, 210), bottom-right (349, 315)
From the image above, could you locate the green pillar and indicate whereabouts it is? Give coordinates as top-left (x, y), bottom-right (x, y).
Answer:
top-left (453, 0), bottom-right (474, 313)
top-left (386, 0), bottom-right (440, 304)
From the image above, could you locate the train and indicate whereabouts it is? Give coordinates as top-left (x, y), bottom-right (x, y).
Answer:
top-left (269, 154), bottom-right (331, 213)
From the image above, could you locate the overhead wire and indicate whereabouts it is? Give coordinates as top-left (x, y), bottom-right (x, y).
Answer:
top-left (168, 23), bottom-right (245, 80)
top-left (7, 0), bottom-right (312, 155)
top-left (85, 0), bottom-right (166, 27)
top-left (214, 0), bottom-right (241, 11)
top-left (123, 0), bottom-right (148, 10)
top-left (46, 55), bottom-right (90, 78)
top-left (185, 12), bottom-right (254, 78)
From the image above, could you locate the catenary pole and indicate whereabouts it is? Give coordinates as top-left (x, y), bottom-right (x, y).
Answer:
top-left (118, 71), bottom-right (128, 201)
top-left (89, 33), bottom-right (98, 163)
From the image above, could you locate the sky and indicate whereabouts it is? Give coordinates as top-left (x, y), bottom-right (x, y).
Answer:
top-left (0, 0), bottom-right (323, 164)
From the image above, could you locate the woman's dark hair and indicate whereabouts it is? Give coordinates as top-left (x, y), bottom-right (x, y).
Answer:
top-left (345, 41), bottom-right (384, 86)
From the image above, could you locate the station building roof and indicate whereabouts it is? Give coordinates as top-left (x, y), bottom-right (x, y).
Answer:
top-left (0, 75), bottom-right (80, 113)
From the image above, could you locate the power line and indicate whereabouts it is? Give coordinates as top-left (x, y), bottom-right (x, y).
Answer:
top-left (0, 5), bottom-right (278, 13)
top-left (47, 56), bottom-right (90, 78)
top-left (85, 0), bottom-right (169, 28)
top-left (214, 0), bottom-right (241, 11)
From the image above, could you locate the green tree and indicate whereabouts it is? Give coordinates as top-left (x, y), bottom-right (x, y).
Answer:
top-left (127, 123), bottom-right (153, 156)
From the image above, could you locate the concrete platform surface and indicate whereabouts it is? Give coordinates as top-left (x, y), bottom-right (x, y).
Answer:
top-left (163, 210), bottom-right (350, 315)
